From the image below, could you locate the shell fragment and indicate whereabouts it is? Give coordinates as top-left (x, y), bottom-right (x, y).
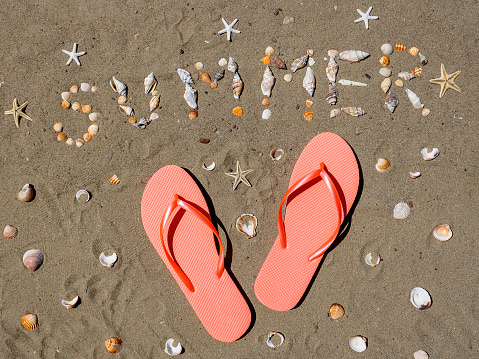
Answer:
top-left (75, 189), bottom-right (91, 202)
top-left (165, 338), bottom-right (182, 356)
top-left (266, 332), bottom-right (284, 348)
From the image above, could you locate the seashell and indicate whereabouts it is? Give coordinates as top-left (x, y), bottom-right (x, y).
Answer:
top-left (200, 72), bottom-right (213, 85)
top-left (99, 252), bottom-right (118, 267)
top-left (375, 158), bottom-right (391, 172)
top-left (365, 252), bottom-right (381, 267)
top-left (305, 99), bottom-right (313, 107)
top-left (144, 72), bottom-right (157, 95)
top-left (176, 68), bottom-right (194, 84)
top-left (261, 56), bottom-right (271, 65)
top-left (62, 101), bottom-right (71, 110)
top-left (262, 98), bottom-right (270, 106)
top-left (290, 54), bottom-right (308, 73)
top-left (184, 84), bottom-right (198, 109)
top-left (75, 138), bottom-right (85, 148)
top-left (3, 225), bottom-right (18, 239)
top-left (232, 106), bottom-right (243, 117)
top-left (303, 110), bottom-right (313, 121)
top-left (393, 202), bottom-right (410, 219)
top-left (202, 161), bottom-right (215, 171)
top-left (409, 171), bottom-right (421, 178)
top-left (53, 122), bottom-right (63, 132)
top-left (410, 287), bottom-right (432, 309)
top-left (395, 79), bottom-right (404, 87)
top-left (84, 128), bottom-right (93, 138)
top-left (338, 79), bottom-right (367, 87)
top-left (381, 77), bottom-right (392, 93)
top-left (265, 46), bottom-right (275, 57)
top-left (72, 102), bottom-right (81, 111)
top-left (330, 108), bottom-right (341, 118)
top-left (385, 90), bottom-right (398, 113)
top-left (411, 67), bottom-right (422, 75)
top-left (325, 82), bottom-right (337, 105)
top-left (433, 224), bottom-right (453, 241)
top-left (262, 109), bottom-right (271, 120)
top-left (232, 72), bottom-right (243, 100)
top-left (329, 303), bottom-right (345, 319)
top-left (306, 49), bottom-right (314, 56)
top-left (18, 184), bottom-right (34, 202)
top-left (349, 336), bottom-right (367, 352)
top-left (110, 76), bottom-right (127, 98)
top-left (398, 72), bottom-right (416, 81)
top-left (109, 175), bottom-right (120, 185)
top-left (88, 124), bottom-right (99, 136)
top-left (133, 117), bottom-right (151, 129)
top-left (188, 109), bottom-right (198, 119)
top-left (302, 67), bottom-right (316, 96)
top-left (218, 58), bottom-right (228, 66)
top-left (271, 55), bottom-right (287, 70)
top-left (105, 337), bottom-right (122, 353)
top-left (227, 56), bottom-right (238, 73)
top-left (209, 82), bottom-right (217, 89)
top-left (23, 249), bottom-right (44, 272)
top-left (418, 52), bottom-right (428, 66)
top-left (128, 116), bottom-right (138, 124)
top-left (61, 295), bottom-right (79, 309)
top-left (149, 94), bottom-right (160, 112)
top-left (261, 65), bottom-right (275, 97)
top-left (405, 88), bottom-right (424, 109)
top-left (61, 92), bottom-right (71, 102)
top-left (80, 82), bottom-right (91, 92)
top-left (379, 56), bottom-right (390, 66)
top-left (327, 49), bottom-right (338, 58)
top-left (283, 73), bottom-right (292, 82)
top-left (409, 47), bottom-right (419, 56)
top-left (270, 148), bottom-right (284, 161)
top-left (379, 67), bottom-right (392, 77)
top-left (341, 107), bottom-right (366, 117)
top-left (236, 214), bottom-right (258, 239)
top-left (421, 147), bottom-right (439, 161)
top-left (283, 15), bottom-right (294, 24)
top-left (325, 51), bottom-right (339, 82)
top-left (150, 113), bottom-right (159, 121)
top-left (422, 108), bottom-right (431, 117)
top-left (194, 61), bottom-right (204, 70)
top-left (395, 43), bottom-right (406, 51)
top-left (70, 84), bottom-right (79, 93)
top-left (414, 350), bottom-right (429, 359)
top-left (82, 104), bottom-right (92, 113)
top-left (57, 132), bottom-right (68, 141)
top-left (339, 50), bottom-right (370, 63)
top-left (266, 332), bottom-right (285, 348)
top-left (165, 338), bottom-right (182, 356)
top-left (66, 138), bottom-right (74, 146)
top-left (308, 57), bottom-right (315, 66)
top-left (76, 189), bottom-right (91, 202)
top-left (89, 112), bottom-right (100, 122)
top-left (21, 313), bottom-right (38, 330)
top-left (119, 105), bottom-right (134, 116)
top-left (91, 85), bottom-right (98, 93)
top-left (381, 43), bottom-right (393, 55)
top-left (213, 69), bottom-right (225, 83)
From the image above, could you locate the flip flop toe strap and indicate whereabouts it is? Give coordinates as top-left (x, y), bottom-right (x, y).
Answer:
top-left (160, 194), bottom-right (225, 292)
top-left (277, 162), bottom-right (342, 261)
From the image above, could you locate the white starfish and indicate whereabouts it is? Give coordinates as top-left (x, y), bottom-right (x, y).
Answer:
top-left (62, 43), bottom-right (86, 66)
top-left (354, 6), bottom-right (378, 30)
top-left (217, 18), bottom-right (241, 42)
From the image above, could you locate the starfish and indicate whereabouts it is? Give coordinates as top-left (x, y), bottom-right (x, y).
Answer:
top-left (225, 161), bottom-right (253, 190)
top-left (217, 18), bottom-right (241, 42)
top-left (429, 63), bottom-right (462, 98)
top-left (354, 6), bottom-right (379, 29)
top-left (62, 43), bottom-right (86, 66)
top-left (4, 98), bottom-right (33, 128)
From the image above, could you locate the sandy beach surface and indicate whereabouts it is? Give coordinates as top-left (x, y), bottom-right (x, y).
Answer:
top-left (1, 0), bottom-right (478, 357)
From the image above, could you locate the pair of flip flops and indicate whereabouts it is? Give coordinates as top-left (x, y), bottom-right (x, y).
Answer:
top-left (141, 132), bottom-right (360, 342)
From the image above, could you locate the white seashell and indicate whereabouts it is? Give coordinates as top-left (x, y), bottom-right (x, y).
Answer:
top-left (61, 295), bottom-right (79, 309)
top-left (66, 138), bottom-right (74, 145)
top-left (307, 57), bottom-right (315, 66)
top-left (91, 85), bottom-right (98, 93)
top-left (261, 65), bottom-right (275, 97)
top-left (236, 214), bottom-right (258, 239)
top-left (194, 61), bottom-right (204, 70)
top-left (290, 54), bottom-right (308, 73)
top-left (150, 112), bottom-right (159, 121)
top-left (202, 161), bottom-right (215, 171)
top-left (414, 350), bottom-right (429, 359)
top-left (302, 67), bottom-right (316, 96)
top-left (421, 147), bottom-right (439, 161)
top-left (61, 91), bottom-right (71, 101)
top-left (405, 88), bottom-right (424, 109)
top-left (325, 51), bottom-right (339, 82)
top-left (176, 68), bottom-right (194, 84)
top-left (433, 224), bottom-right (453, 241)
top-left (232, 72), bottom-right (243, 100)
top-left (330, 108), bottom-right (342, 118)
top-left (349, 336), bottom-right (367, 352)
top-left (218, 58), bottom-right (228, 66)
top-left (379, 68), bottom-right (392, 77)
top-left (385, 90), bottom-right (398, 113)
top-left (80, 82), bottom-right (91, 92)
top-left (381, 78), bottom-right (392, 93)
top-left (89, 112), bottom-right (100, 122)
top-left (133, 117), bottom-right (151, 129)
top-left (110, 76), bottom-right (127, 98)
top-left (339, 50), bottom-right (370, 63)
top-left (393, 202), bottom-right (410, 219)
top-left (381, 43), bottom-right (393, 55)
top-left (365, 252), bottom-right (380, 267)
top-left (99, 252), bottom-right (118, 267)
top-left (283, 73), bottom-right (293, 82)
top-left (409, 171), bottom-right (421, 178)
top-left (88, 124), bottom-right (99, 135)
top-left (266, 332), bottom-right (284, 348)
top-left (183, 84), bottom-right (198, 109)
top-left (398, 72), bottom-right (416, 81)
top-left (144, 72), bottom-right (158, 95)
top-left (270, 148), bottom-right (284, 161)
top-left (119, 105), bottom-right (134, 116)
top-left (75, 189), bottom-right (91, 202)
top-left (262, 109), bottom-right (271, 120)
top-left (149, 94), bottom-right (160, 112)
top-left (227, 56), bottom-right (238, 73)
top-left (164, 338), bottom-right (182, 356)
top-left (410, 287), bottom-right (432, 309)
top-left (338, 79), bottom-right (367, 86)
top-left (422, 108), bottom-right (431, 117)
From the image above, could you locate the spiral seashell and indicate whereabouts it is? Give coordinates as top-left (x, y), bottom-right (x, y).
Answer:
top-left (184, 83), bottom-right (198, 109)
top-left (18, 184), bottom-right (34, 202)
top-left (379, 67), bottom-right (392, 77)
top-left (88, 124), bottom-right (99, 136)
top-left (232, 106), bottom-right (243, 117)
top-left (176, 68), bottom-right (194, 84)
top-left (199, 72), bottom-right (213, 85)
top-left (393, 202), bottom-right (410, 219)
top-left (339, 50), bottom-right (370, 63)
top-left (21, 313), bottom-right (38, 330)
top-left (202, 161), bottom-right (215, 171)
top-left (144, 72), bottom-right (157, 95)
top-left (290, 54), bottom-right (308, 73)
top-left (149, 95), bottom-right (160, 112)
top-left (395, 43), bottom-right (406, 51)
top-left (405, 88), bottom-right (424, 109)
top-left (381, 78), bottom-right (392, 93)
top-left (302, 67), bottom-right (315, 96)
top-left (227, 56), bottom-right (238, 73)
top-left (398, 72), bottom-right (416, 81)
top-left (414, 350), bottom-right (429, 359)
top-left (165, 338), bottom-right (183, 356)
top-left (71, 102), bottom-right (81, 111)
top-left (261, 65), bottom-right (275, 97)
top-left (213, 70), bottom-right (225, 83)
top-left (119, 105), bottom-right (134, 116)
top-left (99, 252), bottom-right (118, 267)
top-left (236, 214), bottom-right (258, 239)
top-left (329, 303), bottom-right (345, 319)
top-left (3, 225), bottom-right (18, 239)
top-left (61, 295), bottom-right (79, 309)
top-left (365, 252), bottom-right (381, 267)
top-left (379, 56), bottom-right (390, 66)
top-left (109, 175), bottom-right (120, 184)
top-left (409, 47), bottom-right (419, 56)
top-left (270, 148), bottom-right (284, 161)
top-left (266, 332), bottom-right (285, 348)
top-left (303, 110), bottom-right (313, 121)
top-left (338, 79), bottom-right (367, 87)
top-left (411, 67), bottom-right (422, 75)
top-left (349, 336), bottom-right (367, 352)
top-left (271, 55), bottom-right (287, 70)
top-left (410, 287), bottom-right (432, 309)
top-left (325, 82), bottom-right (337, 105)
top-left (188, 109), bottom-right (198, 119)
top-left (232, 72), bottom-right (243, 100)
top-left (385, 90), bottom-right (398, 113)
top-left (110, 76), bottom-right (127, 98)
top-left (75, 189), bottom-right (91, 202)
top-left (433, 224), bottom-right (453, 241)
top-left (330, 108), bottom-right (341, 118)
top-left (341, 107), bottom-right (366, 117)
top-left (380, 43), bottom-right (393, 55)
top-left (133, 117), bottom-right (151, 129)
top-left (325, 50), bottom-right (339, 82)
top-left (375, 158), bottom-right (391, 172)
top-left (105, 337), bottom-right (122, 353)
top-left (419, 52), bottom-right (428, 65)
top-left (23, 249), bottom-right (44, 272)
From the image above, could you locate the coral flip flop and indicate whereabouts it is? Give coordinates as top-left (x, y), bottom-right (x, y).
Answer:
top-left (254, 132), bottom-right (360, 311)
top-left (141, 165), bottom-right (251, 342)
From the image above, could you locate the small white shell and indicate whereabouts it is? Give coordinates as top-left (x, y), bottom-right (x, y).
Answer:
top-left (414, 350), bottom-right (429, 359)
top-left (110, 76), bottom-right (127, 98)
top-left (338, 79), bottom-right (367, 87)
top-left (236, 214), bottom-right (258, 239)
top-left (349, 336), bottom-right (367, 352)
top-left (302, 67), bottom-right (316, 96)
top-left (150, 112), bottom-right (159, 121)
top-left (422, 108), bottom-right (431, 117)
top-left (80, 82), bottom-right (91, 92)
top-left (379, 68), bottom-right (392, 77)
top-left (99, 252), bottom-right (118, 267)
top-left (184, 84), bottom-right (198, 109)
top-left (61, 295), bottom-right (79, 309)
top-left (308, 57), bottom-right (316, 66)
top-left (61, 92), bottom-right (71, 101)
top-left (409, 171), bottom-right (421, 178)
top-left (330, 109), bottom-right (342, 118)
top-left (421, 147), bottom-right (439, 161)
top-left (405, 88), bottom-right (424, 109)
top-left (89, 112), bottom-right (100, 122)
top-left (88, 124), bottom-right (99, 136)
top-left (176, 68), bottom-right (194, 84)
top-left (164, 338), bottom-right (182, 356)
top-left (202, 161), bottom-right (216, 171)
top-left (194, 61), bottom-right (204, 70)
top-left (218, 58), bottom-right (228, 66)
top-left (261, 65), bottom-right (275, 97)
top-left (283, 73), bottom-right (293, 82)
top-left (266, 332), bottom-right (284, 348)
top-left (381, 78), bottom-right (392, 93)
top-left (262, 109), bottom-right (271, 120)
top-left (365, 252), bottom-right (380, 267)
top-left (393, 202), bottom-right (410, 219)
top-left (410, 287), bottom-right (432, 309)
top-left (227, 56), bottom-right (238, 73)
top-left (381, 43), bottom-right (393, 55)
top-left (91, 85), bottom-right (98, 93)
top-left (433, 224), bottom-right (453, 241)
top-left (119, 105), bottom-right (134, 116)
top-left (75, 189), bottom-right (91, 202)
top-left (270, 148), bottom-right (284, 161)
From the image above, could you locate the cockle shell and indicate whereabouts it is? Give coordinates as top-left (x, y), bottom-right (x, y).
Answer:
top-left (375, 158), bottom-right (391, 172)
top-left (326, 50), bottom-right (339, 82)
top-left (76, 189), bottom-right (91, 202)
top-left (271, 55), bottom-right (287, 70)
top-left (66, 138), bottom-right (74, 145)
top-left (385, 90), bottom-right (398, 113)
top-left (341, 107), bottom-right (366, 117)
top-left (395, 79), bottom-right (404, 87)
top-left (144, 72), bottom-right (157, 95)
top-left (303, 110), bottom-right (313, 121)
top-left (419, 52), bottom-right (428, 65)
top-left (411, 67), bottom-right (422, 75)
top-left (105, 337), bottom-right (122, 353)
top-left (409, 47), bottom-right (419, 56)
top-left (329, 303), bottom-right (345, 319)
top-left (184, 83), bottom-right (198, 109)
top-left (261, 65), bottom-right (275, 97)
top-left (61, 92), bottom-right (71, 101)
top-left (414, 350), bottom-right (429, 359)
top-left (61, 295), bottom-right (79, 309)
top-left (23, 249), bottom-right (44, 272)
top-left (433, 224), bottom-right (453, 241)
top-left (99, 252), bottom-right (118, 267)
top-left (18, 184), bottom-right (34, 202)
top-left (330, 108), bottom-right (341, 118)
top-left (339, 50), bottom-right (370, 63)
top-left (72, 102), bottom-right (81, 111)
top-left (213, 69), bottom-right (225, 83)
top-left (283, 73), bottom-right (292, 82)
top-left (110, 76), bottom-right (127, 98)
top-left (176, 68), bottom-right (194, 84)
top-left (75, 138), bottom-right (85, 148)
top-left (236, 214), bottom-right (258, 239)
top-left (149, 95), bottom-right (160, 112)
top-left (218, 58), bottom-right (228, 66)
top-left (62, 101), bottom-right (71, 110)
top-left (80, 82), bottom-right (91, 92)
top-left (398, 72), bottom-right (416, 81)
top-left (381, 43), bottom-right (393, 55)
top-left (325, 82), bottom-right (337, 105)
top-left (395, 43), bottom-right (406, 51)
top-left (150, 113), bottom-right (159, 121)
top-left (232, 106), bottom-right (243, 117)
top-left (82, 105), bottom-right (92, 114)
top-left (21, 313), bottom-right (38, 330)
top-left (53, 122), bottom-right (63, 132)
top-left (421, 147), bottom-right (439, 160)
top-left (393, 202), bottom-right (410, 219)
top-left (338, 79), bottom-right (367, 86)
top-left (232, 72), bottom-right (243, 100)
top-left (57, 132), bottom-right (68, 141)
top-left (422, 108), bottom-right (431, 117)
top-left (70, 84), bottom-right (79, 93)
top-left (188, 109), bottom-right (198, 119)
top-left (109, 175), bottom-right (120, 184)
top-left (262, 109), bottom-right (271, 120)
top-left (349, 336), bottom-right (367, 352)
top-left (227, 56), bottom-right (238, 73)
top-left (381, 78), bottom-right (392, 93)
top-left (379, 67), bottom-right (392, 77)
top-left (88, 124), bottom-right (99, 136)
top-left (119, 105), bottom-right (134, 116)
top-left (270, 148), bottom-right (284, 161)
top-left (302, 67), bottom-right (316, 96)
top-left (305, 99), bottom-right (313, 107)
top-left (3, 225), bottom-right (18, 239)
top-left (410, 287), bottom-right (432, 309)
top-left (365, 252), bottom-right (381, 267)
top-left (291, 54), bottom-right (308, 73)
top-left (165, 338), bottom-right (183, 356)
top-left (405, 88), bottom-right (424, 109)
top-left (202, 161), bottom-right (215, 171)
top-left (200, 72), bottom-right (213, 85)
top-left (266, 332), bottom-right (285, 348)
top-left (89, 112), bottom-right (100, 122)
top-left (379, 56), bottom-right (390, 66)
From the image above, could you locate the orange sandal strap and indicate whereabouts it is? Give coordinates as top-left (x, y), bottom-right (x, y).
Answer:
top-left (160, 194), bottom-right (225, 292)
top-left (277, 162), bottom-right (342, 261)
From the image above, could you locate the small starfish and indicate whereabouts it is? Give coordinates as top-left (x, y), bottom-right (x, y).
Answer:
top-left (225, 161), bottom-right (253, 190)
top-left (4, 98), bottom-right (33, 128)
top-left (429, 63), bottom-right (462, 98)
top-left (354, 6), bottom-right (379, 29)
top-left (217, 18), bottom-right (241, 42)
top-left (62, 43), bottom-right (86, 66)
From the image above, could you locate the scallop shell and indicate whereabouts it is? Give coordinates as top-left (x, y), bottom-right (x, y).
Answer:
top-left (72, 102), bottom-right (81, 111)
top-left (325, 82), bottom-right (337, 105)
top-left (433, 224), bottom-right (453, 241)
top-left (80, 82), bottom-right (91, 92)
top-left (57, 132), bottom-right (68, 141)
top-left (18, 184), bottom-right (34, 202)
top-left (165, 338), bottom-right (182, 356)
top-left (188, 109), bottom-right (198, 119)
top-left (379, 56), bottom-right (390, 66)
top-left (89, 112), bottom-right (100, 122)
top-left (303, 110), bottom-right (313, 121)
top-left (105, 337), bottom-right (122, 353)
top-left (202, 161), bottom-right (215, 171)
top-left (227, 56), bottom-right (238, 73)
top-left (262, 109), bottom-right (271, 120)
top-left (261, 65), bottom-right (275, 97)
top-left (381, 43), bottom-right (393, 55)
top-left (409, 171), bottom-right (421, 178)
top-left (375, 158), bottom-right (391, 172)
top-left (218, 58), bottom-right (228, 66)
top-left (184, 83), bottom-right (198, 109)
top-left (3, 225), bottom-right (18, 239)
top-left (385, 90), bottom-right (398, 113)
top-left (150, 113), bottom-right (159, 121)
top-left (75, 138), bottom-right (85, 148)
top-left (265, 46), bottom-right (275, 57)
top-left (379, 67), bottom-right (392, 77)
top-left (419, 52), bottom-right (428, 65)
top-left (395, 79), bottom-right (404, 87)
top-left (99, 252), bottom-right (118, 267)
top-left (176, 68), bottom-right (194, 84)
top-left (381, 78), bottom-right (392, 93)
top-left (200, 72), bottom-right (213, 85)
top-left (82, 104), bottom-right (92, 114)
top-left (70, 84), bottom-right (79, 93)
top-left (232, 72), bottom-right (243, 100)
top-left (329, 303), bottom-right (345, 319)
top-left (109, 175), bottom-right (120, 184)
top-left (330, 108), bottom-right (342, 118)
top-left (393, 202), bottom-right (410, 219)
top-left (411, 67), bottom-right (422, 75)
top-left (339, 50), bottom-right (370, 63)
top-left (75, 189), bottom-right (91, 202)
top-left (406, 88), bottom-right (424, 109)
top-left (398, 72), bottom-right (416, 81)
top-left (349, 336), bottom-right (367, 352)
top-left (61, 101), bottom-right (71, 110)
top-left (395, 43), bottom-right (406, 51)
top-left (213, 69), bottom-right (225, 83)
top-left (23, 249), bottom-right (44, 272)
top-left (410, 287), bottom-right (432, 309)
top-left (149, 94), bottom-right (160, 112)
top-left (271, 55), bottom-right (287, 70)
top-left (110, 76), bottom-right (127, 98)
top-left (84, 131), bottom-right (94, 140)
top-left (290, 54), bottom-right (308, 73)
top-left (326, 51), bottom-right (338, 82)
top-left (341, 107), bottom-right (366, 117)
top-left (236, 214), bottom-right (258, 239)
top-left (53, 122), bottom-right (63, 132)
top-left (302, 67), bottom-right (316, 96)
top-left (88, 124), bottom-right (99, 136)
top-left (414, 350), bottom-right (429, 359)
top-left (144, 72), bottom-right (158, 95)
top-left (266, 332), bottom-right (285, 348)
top-left (61, 295), bottom-right (79, 309)
top-left (61, 91), bottom-right (71, 102)
top-left (409, 47), bottom-right (419, 56)
top-left (270, 148), bottom-right (284, 161)
top-left (21, 313), bottom-right (38, 330)
top-left (365, 252), bottom-right (381, 267)
top-left (119, 105), bottom-right (135, 116)
top-left (232, 106), bottom-right (243, 117)
top-left (306, 99), bottom-right (313, 107)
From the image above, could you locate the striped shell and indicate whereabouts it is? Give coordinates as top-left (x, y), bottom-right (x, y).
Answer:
top-left (379, 56), bottom-right (390, 66)
top-left (302, 67), bottom-right (316, 96)
top-left (341, 107), bottom-right (366, 117)
top-left (291, 54), bottom-right (308, 73)
top-left (21, 313), bottom-right (38, 330)
top-left (110, 76), bottom-right (127, 98)
top-left (144, 72), bottom-right (157, 95)
top-left (395, 43), bottom-right (406, 51)
top-left (375, 158), bottom-right (391, 172)
top-left (411, 67), bottom-right (422, 75)
top-left (232, 72), bottom-right (243, 100)
top-left (303, 110), bottom-right (313, 121)
top-left (119, 105), bottom-right (134, 116)
top-left (409, 47), bottom-right (419, 56)
top-left (325, 82), bottom-right (337, 105)
top-left (393, 202), bottom-right (410, 219)
top-left (326, 51), bottom-right (339, 82)
top-left (105, 337), bottom-right (122, 353)
top-left (149, 95), bottom-right (160, 112)
top-left (433, 224), bottom-right (453, 241)
top-left (109, 175), bottom-right (120, 184)
top-left (339, 50), bottom-right (370, 63)
top-left (3, 225), bottom-right (18, 239)
top-left (271, 55), bottom-right (287, 70)
top-left (236, 214), bottom-right (258, 239)
top-left (23, 249), bottom-right (44, 272)
top-left (385, 90), bottom-right (398, 113)
top-left (329, 303), bottom-right (345, 319)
